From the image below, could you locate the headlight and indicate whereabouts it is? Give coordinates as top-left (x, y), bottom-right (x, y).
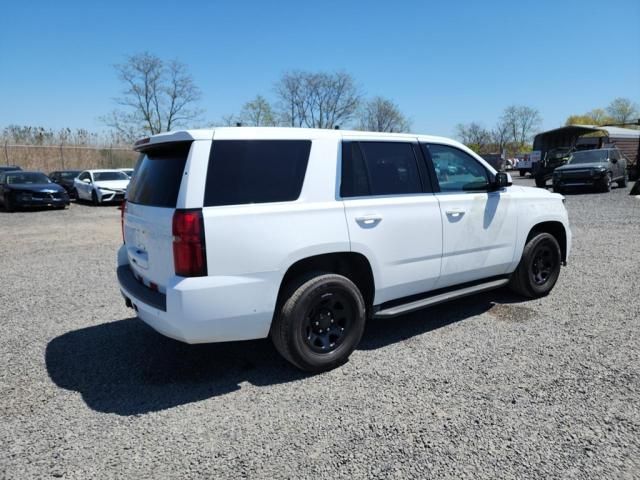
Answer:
top-left (592, 168), bottom-right (606, 177)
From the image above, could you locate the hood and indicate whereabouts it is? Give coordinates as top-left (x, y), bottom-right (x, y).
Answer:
top-left (93, 179), bottom-right (130, 190)
top-left (6, 183), bottom-right (66, 193)
top-left (555, 162), bottom-right (607, 172)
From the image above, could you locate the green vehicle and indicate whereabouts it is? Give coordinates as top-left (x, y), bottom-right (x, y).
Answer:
top-left (534, 147), bottom-right (574, 187)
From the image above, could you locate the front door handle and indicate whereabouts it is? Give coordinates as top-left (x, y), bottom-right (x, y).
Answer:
top-left (445, 208), bottom-right (465, 218)
top-left (355, 215), bottom-right (382, 226)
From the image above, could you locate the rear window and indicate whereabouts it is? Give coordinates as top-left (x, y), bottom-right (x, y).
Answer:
top-left (204, 140), bottom-right (311, 207)
top-left (127, 142), bottom-right (192, 207)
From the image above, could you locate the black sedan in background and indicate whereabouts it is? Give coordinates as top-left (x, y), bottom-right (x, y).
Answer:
top-left (0, 171), bottom-right (70, 211)
top-left (0, 165), bottom-right (22, 173)
top-left (49, 170), bottom-right (81, 198)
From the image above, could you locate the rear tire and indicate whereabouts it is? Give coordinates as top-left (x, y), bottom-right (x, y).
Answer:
top-left (509, 232), bottom-right (562, 298)
top-left (553, 185), bottom-right (564, 194)
top-left (519, 169), bottom-right (525, 177)
top-left (535, 176), bottom-right (546, 188)
top-left (271, 273), bottom-right (366, 372)
top-left (618, 172), bottom-right (628, 188)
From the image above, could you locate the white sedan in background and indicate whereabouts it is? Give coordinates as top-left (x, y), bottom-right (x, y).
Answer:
top-left (74, 169), bottom-right (130, 205)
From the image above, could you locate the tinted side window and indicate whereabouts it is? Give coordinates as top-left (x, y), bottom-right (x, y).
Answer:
top-left (78, 172), bottom-right (89, 181)
top-left (204, 140), bottom-right (311, 207)
top-left (425, 144), bottom-right (489, 192)
top-left (341, 142), bottom-right (422, 197)
top-left (340, 143), bottom-right (370, 197)
top-left (127, 142), bottom-right (191, 207)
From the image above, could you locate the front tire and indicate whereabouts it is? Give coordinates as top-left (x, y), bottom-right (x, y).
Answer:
top-left (3, 194), bottom-right (14, 212)
top-left (271, 273), bottom-right (366, 372)
top-left (91, 190), bottom-right (99, 206)
top-left (535, 176), bottom-right (546, 188)
top-left (509, 232), bottom-right (562, 298)
top-left (519, 169), bottom-right (525, 177)
top-left (599, 173), bottom-right (612, 192)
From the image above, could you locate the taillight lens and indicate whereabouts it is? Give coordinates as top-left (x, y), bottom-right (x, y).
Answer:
top-left (120, 200), bottom-right (127, 243)
top-left (172, 209), bottom-right (207, 277)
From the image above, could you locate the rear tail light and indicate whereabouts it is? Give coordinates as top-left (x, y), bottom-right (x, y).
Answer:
top-left (120, 200), bottom-right (127, 243)
top-left (172, 209), bottom-right (207, 277)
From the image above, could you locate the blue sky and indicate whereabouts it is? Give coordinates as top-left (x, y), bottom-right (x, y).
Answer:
top-left (1, 0), bottom-right (639, 138)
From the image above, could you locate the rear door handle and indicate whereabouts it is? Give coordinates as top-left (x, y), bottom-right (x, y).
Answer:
top-left (355, 215), bottom-right (382, 226)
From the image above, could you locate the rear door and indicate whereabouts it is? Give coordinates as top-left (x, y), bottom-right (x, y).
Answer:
top-left (124, 141), bottom-right (200, 293)
top-left (423, 143), bottom-right (517, 288)
top-left (341, 139), bottom-right (442, 304)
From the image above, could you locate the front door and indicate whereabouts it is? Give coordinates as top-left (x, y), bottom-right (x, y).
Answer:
top-left (423, 143), bottom-right (517, 288)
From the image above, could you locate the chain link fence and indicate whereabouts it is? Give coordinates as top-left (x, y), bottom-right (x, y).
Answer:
top-left (2, 143), bottom-right (138, 171)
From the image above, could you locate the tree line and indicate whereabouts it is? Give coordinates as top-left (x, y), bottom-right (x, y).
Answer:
top-left (104, 52), bottom-right (411, 141)
top-left (455, 106), bottom-right (542, 156)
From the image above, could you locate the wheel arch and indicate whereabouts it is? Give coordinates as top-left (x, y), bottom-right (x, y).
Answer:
top-left (526, 221), bottom-right (568, 264)
top-left (276, 252), bottom-right (375, 313)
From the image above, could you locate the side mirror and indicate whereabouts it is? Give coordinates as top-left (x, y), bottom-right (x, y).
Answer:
top-left (493, 171), bottom-right (510, 189)
top-left (610, 158), bottom-right (618, 164)
top-left (82, 178), bottom-right (91, 184)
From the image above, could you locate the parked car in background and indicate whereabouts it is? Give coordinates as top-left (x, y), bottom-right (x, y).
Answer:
top-left (74, 169), bottom-right (130, 205)
top-left (0, 166), bottom-right (22, 173)
top-left (553, 148), bottom-right (628, 193)
top-left (0, 171), bottom-right (69, 211)
top-left (117, 127), bottom-right (571, 372)
top-left (534, 147), bottom-right (573, 188)
top-left (119, 168), bottom-right (134, 177)
top-left (49, 170), bottom-right (82, 198)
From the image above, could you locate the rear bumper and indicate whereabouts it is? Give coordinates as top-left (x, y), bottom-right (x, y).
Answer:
top-left (116, 246), bottom-right (277, 344)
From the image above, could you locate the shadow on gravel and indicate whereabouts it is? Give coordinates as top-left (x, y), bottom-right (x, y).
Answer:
top-left (46, 288), bottom-right (524, 416)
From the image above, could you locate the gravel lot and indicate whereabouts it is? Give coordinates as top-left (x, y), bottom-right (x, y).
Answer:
top-left (1, 178), bottom-right (639, 479)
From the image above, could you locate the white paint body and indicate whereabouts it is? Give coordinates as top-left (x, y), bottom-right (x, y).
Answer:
top-left (117, 128), bottom-right (571, 344)
top-left (75, 169), bottom-right (130, 203)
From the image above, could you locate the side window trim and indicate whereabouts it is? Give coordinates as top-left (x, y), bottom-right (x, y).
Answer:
top-left (421, 142), bottom-right (492, 193)
top-left (341, 140), bottom-right (429, 198)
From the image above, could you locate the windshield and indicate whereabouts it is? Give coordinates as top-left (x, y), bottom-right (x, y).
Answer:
top-left (60, 171), bottom-right (81, 180)
top-left (569, 150), bottom-right (608, 164)
top-left (93, 171), bottom-right (129, 181)
top-left (6, 172), bottom-right (51, 184)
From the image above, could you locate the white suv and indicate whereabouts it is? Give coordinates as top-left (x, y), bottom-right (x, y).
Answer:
top-left (117, 128), bottom-right (571, 371)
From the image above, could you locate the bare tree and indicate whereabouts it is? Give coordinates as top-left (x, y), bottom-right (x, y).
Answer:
top-left (455, 122), bottom-right (492, 150)
top-left (275, 71), bottom-right (361, 129)
top-left (240, 95), bottom-right (277, 126)
top-left (103, 52), bottom-right (202, 141)
top-left (357, 97), bottom-right (411, 132)
top-left (491, 119), bottom-right (510, 153)
top-left (501, 105), bottom-right (542, 147)
top-left (606, 98), bottom-right (639, 124)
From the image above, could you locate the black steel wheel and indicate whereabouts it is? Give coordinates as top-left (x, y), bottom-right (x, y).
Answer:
top-left (271, 273), bottom-right (366, 372)
top-left (509, 232), bottom-right (562, 298)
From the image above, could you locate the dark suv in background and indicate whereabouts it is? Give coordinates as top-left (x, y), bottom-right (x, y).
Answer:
top-left (49, 170), bottom-right (81, 198)
top-left (552, 148), bottom-right (628, 193)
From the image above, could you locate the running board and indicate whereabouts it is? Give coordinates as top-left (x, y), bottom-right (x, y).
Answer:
top-left (373, 278), bottom-right (510, 319)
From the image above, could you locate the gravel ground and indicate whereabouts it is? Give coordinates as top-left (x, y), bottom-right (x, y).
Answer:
top-left (1, 179), bottom-right (639, 479)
